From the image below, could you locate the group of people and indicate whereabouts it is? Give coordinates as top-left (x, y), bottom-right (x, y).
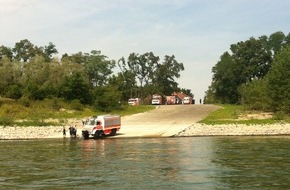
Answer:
top-left (63, 126), bottom-right (77, 138)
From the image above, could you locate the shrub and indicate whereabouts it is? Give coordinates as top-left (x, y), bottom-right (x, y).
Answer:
top-left (19, 96), bottom-right (30, 107)
top-left (273, 111), bottom-right (286, 120)
top-left (70, 99), bottom-right (84, 111)
top-left (0, 117), bottom-right (14, 126)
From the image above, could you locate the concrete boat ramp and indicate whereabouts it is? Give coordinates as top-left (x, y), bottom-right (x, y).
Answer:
top-left (111, 105), bottom-right (219, 138)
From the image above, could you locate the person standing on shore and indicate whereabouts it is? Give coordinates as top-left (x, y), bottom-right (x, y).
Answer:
top-left (69, 126), bottom-right (77, 138)
top-left (63, 127), bottom-right (66, 137)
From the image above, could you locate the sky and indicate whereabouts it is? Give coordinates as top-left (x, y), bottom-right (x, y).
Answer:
top-left (1, 0), bottom-right (290, 101)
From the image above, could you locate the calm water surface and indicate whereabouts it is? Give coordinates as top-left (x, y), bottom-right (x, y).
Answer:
top-left (0, 136), bottom-right (289, 189)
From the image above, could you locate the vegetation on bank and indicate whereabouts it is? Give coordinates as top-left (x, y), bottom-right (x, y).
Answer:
top-left (200, 104), bottom-right (290, 125)
top-left (0, 40), bottom-right (192, 114)
top-left (204, 31), bottom-right (290, 115)
top-left (0, 98), bottom-right (154, 127)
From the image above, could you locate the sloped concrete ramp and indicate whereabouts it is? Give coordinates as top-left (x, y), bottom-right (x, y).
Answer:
top-left (112, 104), bottom-right (219, 138)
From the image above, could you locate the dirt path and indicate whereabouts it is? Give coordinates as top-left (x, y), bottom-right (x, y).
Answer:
top-left (112, 104), bottom-right (220, 138)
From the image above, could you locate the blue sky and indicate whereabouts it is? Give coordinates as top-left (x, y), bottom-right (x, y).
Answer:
top-left (1, 0), bottom-right (290, 101)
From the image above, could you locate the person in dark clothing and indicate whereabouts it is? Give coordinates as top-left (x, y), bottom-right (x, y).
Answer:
top-left (69, 126), bottom-right (76, 138)
top-left (63, 127), bottom-right (66, 137)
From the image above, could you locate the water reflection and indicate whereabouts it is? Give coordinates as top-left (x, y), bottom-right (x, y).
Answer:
top-left (211, 136), bottom-right (290, 189)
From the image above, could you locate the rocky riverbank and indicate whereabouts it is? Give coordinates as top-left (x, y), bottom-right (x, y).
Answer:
top-left (0, 125), bottom-right (84, 140)
top-left (1, 123), bottom-right (290, 140)
top-left (175, 123), bottom-right (290, 137)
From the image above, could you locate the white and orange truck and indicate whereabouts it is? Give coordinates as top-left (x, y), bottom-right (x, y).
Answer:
top-left (165, 96), bottom-right (176, 105)
top-left (151, 94), bottom-right (162, 105)
top-left (82, 115), bottom-right (121, 139)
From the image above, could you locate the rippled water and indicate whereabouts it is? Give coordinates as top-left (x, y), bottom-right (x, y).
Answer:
top-left (0, 136), bottom-right (289, 189)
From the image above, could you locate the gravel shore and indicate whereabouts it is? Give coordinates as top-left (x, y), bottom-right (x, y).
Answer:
top-left (175, 123), bottom-right (290, 137)
top-left (1, 123), bottom-right (290, 140)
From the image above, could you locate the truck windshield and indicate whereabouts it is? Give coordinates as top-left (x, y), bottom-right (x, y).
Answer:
top-left (86, 119), bottom-right (95, 125)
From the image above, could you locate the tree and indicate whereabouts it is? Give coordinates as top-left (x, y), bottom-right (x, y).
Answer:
top-left (13, 39), bottom-right (36, 62)
top-left (0, 45), bottom-right (13, 60)
top-left (239, 79), bottom-right (270, 110)
top-left (230, 37), bottom-right (272, 83)
top-left (268, 31), bottom-right (286, 54)
top-left (118, 52), bottom-right (160, 98)
top-left (211, 52), bottom-right (241, 103)
top-left (43, 42), bottom-right (58, 62)
top-left (93, 85), bottom-right (121, 112)
top-left (154, 55), bottom-right (184, 95)
top-left (179, 88), bottom-right (194, 98)
top-left (266, 45), bottom-right (290, 113)
top-left (84, 50), bottom-right (115, 87)
top-left (108, 72), bottom-right (136, 102)
top-left (207, 33), bottom-right (278, 104)
top-left (59, 72), bottom-right (91, 104)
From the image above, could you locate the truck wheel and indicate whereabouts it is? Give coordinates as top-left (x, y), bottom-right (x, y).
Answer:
top-left (82, 131), bottom-right (89, 140)
top-left (94, 131), bottom-right (102, 139)
top-left (110, 129), bottom-right (117, 136)
top-left (83, 133), bottom-right (89, 140)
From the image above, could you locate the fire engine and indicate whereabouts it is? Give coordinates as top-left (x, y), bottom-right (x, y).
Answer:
top-left (151, 94), bottom-right (162, 105)
top-left (82, 115), bottom-right (121, 139)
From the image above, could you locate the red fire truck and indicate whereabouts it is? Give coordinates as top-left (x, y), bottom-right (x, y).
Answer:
top-left (82, 115), bottom-right (121, 139)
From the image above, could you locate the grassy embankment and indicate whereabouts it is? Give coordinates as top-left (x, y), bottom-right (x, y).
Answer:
top-left (200, 104), bottom-right (290, 125)
top-left (0, 98), bottom-right (154, 127)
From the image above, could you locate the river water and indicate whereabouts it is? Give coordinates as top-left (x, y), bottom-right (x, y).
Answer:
top-left (0, 136), bottom-right (289, 189)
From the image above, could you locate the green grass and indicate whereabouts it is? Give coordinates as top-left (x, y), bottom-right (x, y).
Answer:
top-left (200, 104), bottom-right (290, 125)
top-left (0, 98), bottom-right (155, 126)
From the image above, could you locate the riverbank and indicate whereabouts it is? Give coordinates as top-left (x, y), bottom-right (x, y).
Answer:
top-left (175, 123), bottom-right (290, 137)
top-left (1, 105), bottom-right (289, 140)
top-left (1, 123), bottom-right (290, 140)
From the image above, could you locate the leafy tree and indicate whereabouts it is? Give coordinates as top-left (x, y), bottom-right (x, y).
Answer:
top-left (266, 45), bottom-right (290, 113)
top-left (13, 39), bottom-right (37, 62)
top-left (153, 55), bottom-right (184, 95)
top-left (21, 56), bottom-right (49, 86)
top-left (25, 82), bottom-right (46, 100)
top-left (108, 72), bottom-right (136, 102)
top-left (0, 58), bottom-right (14, 89)
top-left (239, 79), bottom-right (270, 110)
top-left (43, 42), bottom-right (58, 62)
top-left (84, 50), bottom-right (115, 87)
top-left (204, 84), bottom-right (216, 104)
top-left (230, 37), bottom-right (272, 83)
top-left (59, 72), bottom-right (91, 104)
top-left (5, 84), bottom-right (22, 99)
top-left (179, 88), bottom-right (194, 98)
top-left (118, 52), bottom-right (160, 98)
top-left (268, 31), bottom-right (286, 54)
top-left (93, 85), bottom-right (121, 112)
top-left (211, 52), bottom-right (241, 103)
top-left (61, 52), bottom-right (86, 64)
top-left (0, 45), bottom-right (13, 60)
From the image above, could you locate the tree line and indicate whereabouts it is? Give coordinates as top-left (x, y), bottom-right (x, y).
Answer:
top-left (0, 39), bottom-right (190, 111)
top-left (204, 31), bottom-right (290, 113)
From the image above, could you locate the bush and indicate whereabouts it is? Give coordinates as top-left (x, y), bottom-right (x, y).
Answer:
top-left (0, 117), bottom-right (14, 126)
top-left (52, 98), bottom-right (61, 110)
top-left (93, 86), bottom-right (121, 112)
top-left (5, 84), bottom-right (22, 99)
top-left (240, 79), bottom-right (270, 111)
top-left (273, 111), bottom-right (286, 120)
top-left (19, 96), bottom-right (30, 107)
top-left (70, 99), bottom-right (84, 111)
